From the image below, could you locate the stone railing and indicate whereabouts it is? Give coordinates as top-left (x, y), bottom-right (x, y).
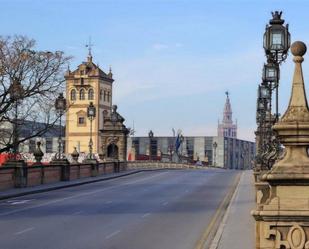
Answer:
top-left (127, 161), bottom-right (209, 170)
top-left (0, 161), bottom-right (127, 191)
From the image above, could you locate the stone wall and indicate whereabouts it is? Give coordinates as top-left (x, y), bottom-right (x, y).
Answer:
top-left (0, 161), bottom-right (126, 190)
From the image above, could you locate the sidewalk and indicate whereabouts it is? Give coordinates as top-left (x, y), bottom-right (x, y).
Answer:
top-left (0, 170), bottom-right (143, 200)
top-left (214, 170), bottom-right (255, 249)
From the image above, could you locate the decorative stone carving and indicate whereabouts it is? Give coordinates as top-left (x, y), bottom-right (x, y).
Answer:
top-left (287, 224), bottom-right (306, 249)
top-left (253, 41), bottom-right (309, 249)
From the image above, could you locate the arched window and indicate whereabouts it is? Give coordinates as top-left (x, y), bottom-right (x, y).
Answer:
top-left (88, 89), bottom-right (94, 100)
top-left (80, 89), bottom-right (85, 100)
top-left (70, 89), bottom-right (76, 101)
top-left (104, 91), bottom-right (106, 101)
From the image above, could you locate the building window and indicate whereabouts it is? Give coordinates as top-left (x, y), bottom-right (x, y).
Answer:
top-left (107, 92), bottom-right (110, 102)
top-left (46, 138), bottom-right (53, 153)
top-left (100, 90), bottom-right (103, 100)
top-left (78, 117), bottom-right (85, 125)
top-left (80, 89), bottom-right (85, 100)
top-left (70, 89), bottom-right (76, 101)
top-left (104, 91), bottom-right (106, 101)
top-left (88, 89), bottom-right (94, 100)
top-left (29, 140), bottom-right (36, 153)
top-left (81, 78), bottom-right (84, 85)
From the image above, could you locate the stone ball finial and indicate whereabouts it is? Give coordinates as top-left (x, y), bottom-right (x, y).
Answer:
top-left (291, 41), bottom-right (307, 57)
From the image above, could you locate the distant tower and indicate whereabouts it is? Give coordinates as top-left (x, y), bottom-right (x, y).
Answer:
top-left (217, 91), bottom-right (237, 138)
top-left (65, 45), bottom-right (114, 154)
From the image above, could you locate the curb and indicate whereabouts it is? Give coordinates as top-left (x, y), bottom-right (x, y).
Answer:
top-left (194, 172), bottom-right (242, 249)
top-left (209, 172), bottom-right (244, 249)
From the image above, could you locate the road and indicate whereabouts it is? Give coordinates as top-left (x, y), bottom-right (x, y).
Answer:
top-left (0, 169), bottom-right (239, 249)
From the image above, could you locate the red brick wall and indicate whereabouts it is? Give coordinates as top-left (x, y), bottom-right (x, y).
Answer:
top-left (0, 168), bottom-right (15, 190)
top-left (79, 165), bottom-right (92, 178)
top-left (27, 168), bottom-right (42, 186)
top-left (43, 167), bottom-right (61, 184)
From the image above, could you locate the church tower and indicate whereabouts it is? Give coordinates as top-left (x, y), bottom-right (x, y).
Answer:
top-left (217, 92), bottom-right (237, 138)
top-left (65, 51), bottom-right (114, 154)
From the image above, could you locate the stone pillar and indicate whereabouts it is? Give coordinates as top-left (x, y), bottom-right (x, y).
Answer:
top-left (252, 41), bottom-right (309, 249)
top-left (13, 161), bottom-right (28, 188)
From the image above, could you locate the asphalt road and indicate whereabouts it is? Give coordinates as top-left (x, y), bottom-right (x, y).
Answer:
top-left (0, 169), bottom-right (239, 249)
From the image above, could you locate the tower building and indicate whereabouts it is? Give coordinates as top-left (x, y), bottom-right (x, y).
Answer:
top-left (217, 91), bottom-right (237, 138)
top-left (65, 52), bottom-right (114, 154)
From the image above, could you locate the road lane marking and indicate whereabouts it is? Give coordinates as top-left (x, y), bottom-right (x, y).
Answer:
top-left (194, 172), bottom-right (242, 249)
top-left (185, 190), bottom-right (189, 193)
top-left (105, 201), bottom-right (113, 204)
top-left (162, 201), bottom-right (169, 206)
top-left (105, 230), bottom-right (120, 239)
top-left (0, 172), bottom-right (169, 217)
top-left (15, 227), bottom-right (34, 235)
top-left (141, 213), bottom-right (151, 218)
top-left (8, 199), bottom-right (34, 205)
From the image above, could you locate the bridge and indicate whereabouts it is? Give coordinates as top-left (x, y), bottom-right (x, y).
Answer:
top-left (0, 161), bottom-right (241, 249)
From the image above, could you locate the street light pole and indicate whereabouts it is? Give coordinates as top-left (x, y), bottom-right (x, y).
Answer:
top-left (9, 79), bottom-right (24, 161)
top-left (213, 141), bottom-right (217, 167)
top-left (55, 93), bottom-right (66, 160)
top-left (87, 102), bottom-right (96, 160)
top-left (148, 130), bottom-right (154, 161)
top-left (256, 11), bottom-right (291, 169)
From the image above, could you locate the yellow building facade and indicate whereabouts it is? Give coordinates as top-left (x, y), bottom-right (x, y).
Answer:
top-left (65, 54), bottom-right (113, 154)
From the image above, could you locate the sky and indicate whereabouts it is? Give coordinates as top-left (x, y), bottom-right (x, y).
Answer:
top-left (1, 0), bottom-right (309, 141)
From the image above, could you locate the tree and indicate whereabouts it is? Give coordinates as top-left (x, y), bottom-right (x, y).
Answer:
top-left (0, 36), bottom-right (71, 153)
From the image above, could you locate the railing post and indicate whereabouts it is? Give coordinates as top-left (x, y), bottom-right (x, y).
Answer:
top-left (60, 162), bottom-right (70, 181)
top-left (13, 161), bottom-right (28, 188)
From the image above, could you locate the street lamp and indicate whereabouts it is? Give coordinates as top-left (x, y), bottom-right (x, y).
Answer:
top-left (212, 141), bottom-right (217, 167)
top-left (263, 11), bottom-right (290, 122)
top-left (148, 130), bottom-right (154, 161)
top-left (87, 102), bottom-right (96, 160)
top-left (263, 11), bottom-right (290, 62)
top-left (9, 79), bottom-right (24, 161)
top-left (55, 93), bottom-right (66, 160)
top-left (263, 62), bottom-right (279, 84)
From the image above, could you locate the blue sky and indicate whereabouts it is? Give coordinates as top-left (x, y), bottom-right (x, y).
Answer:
top-left (1, 0), bottom-right (309, 141)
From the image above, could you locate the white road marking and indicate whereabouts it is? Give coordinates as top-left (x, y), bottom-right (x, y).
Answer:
top-left (105, 230), bottom-right (121, 239)
top-left (8, 199), bottom-right (34, 205)
top-left (0, 172), bottom-right (168, 217)
top-left (162, 201), bottom-right (169, 206)
top-left (105, 201), bottom-right (113, 204)
top-left (142, 213), bottom-right (151, 218)
top-left (15, 227), bottom-right (34, 235)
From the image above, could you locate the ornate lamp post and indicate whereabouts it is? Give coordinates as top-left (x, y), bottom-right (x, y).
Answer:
top-left (55, 93), bottom-right (67, 160)
top-left (110, 105), bottom-right (119, 160)
top-left (87, 102), bottom-right (96, 160)
top-left (256, 11), bottom-right (291, 170)
top-left (8, 79), bottom-right (24, 161)
top-left (212, 141), bottom-right (217, 167)
top-left (148, 130), bottom-right (154, 161)
top-left (263, 11), bottom-right (290, 121)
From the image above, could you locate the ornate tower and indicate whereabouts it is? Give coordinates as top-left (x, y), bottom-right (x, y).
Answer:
top-left (65, 52), bottom-right (114, 154)
top-left (217, 91), bottom-right (237, 138)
